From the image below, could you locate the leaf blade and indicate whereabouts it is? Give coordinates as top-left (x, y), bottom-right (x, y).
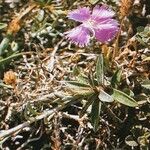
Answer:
top-left (89, 0), bottom-right (99, 5)
top-left (64, 81), bottom-right (93, 95)
top-left (91, 98), bottom-right (101, 132)
top-left (0, 23), bottom-right (7, 30)
top-left (98, 90), bottom-right (114, 102)
top-left (111, 69), bottom-right (122, 87)
top-left (80, 94), bottom-right (95, 117)
top-left (112, 89), bottom-right (138, 107)
top-left (96, 54), bottom-right (104, 85)
top-left (141, 80), bottom-right (150, 90)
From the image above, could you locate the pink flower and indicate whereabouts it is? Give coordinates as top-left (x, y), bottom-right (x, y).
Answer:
top-left (65, 5), bottom-right (119, 47)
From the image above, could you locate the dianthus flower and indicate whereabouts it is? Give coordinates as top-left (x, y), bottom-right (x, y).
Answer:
top-left (65, 5), bottom-right (119, 47)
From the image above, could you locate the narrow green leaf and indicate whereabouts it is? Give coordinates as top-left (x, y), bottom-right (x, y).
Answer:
top-left (98, 89), bottom-right (114, 102)
top-left (113, 89), bottom-right (138, 107)
top-left (62, 94), bottom-right (84, 108)
top-left (142, 80), bottom-right (150, 90)
top-left (0, 52), bottom-right (22, 65)
top-left (64, 81), bottom-right (93, 95)
top-left (0, 23), bottom-right (7, 30)
top-left (89, 0), bottom-right (99, 5)
top-left (135, 35), bottom-right (148, 47)
top-left (80, 94), bottom-right (95, 117)
top-left (111, 69), bottom-right (122, 87)
top-left (91, 98), bottom-right (101, 132)
top-left (77, 74), bottom-right (89, 85)
top-left (142, 84), bottom-right (150, 89)
top-left (0, 37), bottom-right (10, 55)
top-left (125, 135), bottom-right (138, 147)
top-left (88, 73), bottom-right (97, 87)
top-left (96, 54), bottom-right (104, 85)
top-left (143, 57), bottom-right (150, 61)
top-left (65, 81), bottom-right (90, 88)
top-left (62, 94), bottom-right (83, 102)
top-left (72, 66), bottom-right (80, 76)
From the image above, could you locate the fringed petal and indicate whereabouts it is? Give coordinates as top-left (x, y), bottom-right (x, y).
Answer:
top-left (65, 25), bottom-right (90, 47)
top-left (94, 19), bottom-right (119, 43)
top-left (67, 7), bottom-right (91, 22)
top-left (91, 5), bottom-right (115, 21)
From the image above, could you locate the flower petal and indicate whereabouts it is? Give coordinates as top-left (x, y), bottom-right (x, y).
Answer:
top-left (65, 25), bottom-right (90, 47)
top-left (67, 7), bottom-right (91, 22)
top-left (91, 5), bottom-right (115, 21)
top-left (94, 19), bottom-right (119, 42)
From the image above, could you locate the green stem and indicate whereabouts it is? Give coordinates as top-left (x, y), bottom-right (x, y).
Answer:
top-left (0, 52), bottom-right (32, 65)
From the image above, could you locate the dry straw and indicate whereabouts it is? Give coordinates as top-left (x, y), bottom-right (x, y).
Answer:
top-left (120, 0), bottom-right (134, 17)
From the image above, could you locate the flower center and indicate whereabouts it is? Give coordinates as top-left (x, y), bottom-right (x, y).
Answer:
top-left (85, 19), bottom-right (96, 28)
top-left (83, 19), bottom-right (97, 38)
